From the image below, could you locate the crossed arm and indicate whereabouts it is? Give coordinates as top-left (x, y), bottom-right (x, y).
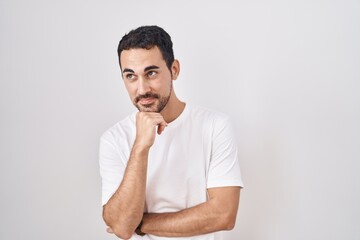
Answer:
top-left (102, 112), bottom-right (241, 239)
top-left (139, 186), bottom-right (240, 237)
top-left (104, 167), bottom-right (240, 238)
top-left (102, 142), bottom-right (241, 239)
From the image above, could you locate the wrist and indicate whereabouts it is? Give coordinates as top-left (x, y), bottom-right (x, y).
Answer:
top-left (132, 142), bottom-right (151, 154)
top-left (134, 139), bottom-right (152, 150)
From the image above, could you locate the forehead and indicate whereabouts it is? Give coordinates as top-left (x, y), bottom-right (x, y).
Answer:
top-left (120, 46), bottom-right (166, 72)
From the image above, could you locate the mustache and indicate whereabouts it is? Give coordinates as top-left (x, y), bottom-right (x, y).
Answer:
top-left (135, 92), bottom-right (160, 103)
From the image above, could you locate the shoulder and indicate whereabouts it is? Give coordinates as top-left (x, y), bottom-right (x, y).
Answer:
top-left (183, 104), bottom-right (235, 137)
top-left (187, 104), bottom-right (231, 125)
top-left (100, 112), bottom-right (136, 143)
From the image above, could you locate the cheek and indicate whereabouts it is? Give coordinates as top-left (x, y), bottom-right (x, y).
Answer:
top-left (153, 78), bottom-right (171, 92)
top-left (151, 81), bottom-right (161, 91)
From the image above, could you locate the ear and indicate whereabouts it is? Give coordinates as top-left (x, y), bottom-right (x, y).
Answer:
top-left (171, 59), bottom-right (180, 80)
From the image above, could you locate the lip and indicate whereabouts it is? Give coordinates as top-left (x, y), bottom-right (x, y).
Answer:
top-left (139, 97), bottom-right (156, 105)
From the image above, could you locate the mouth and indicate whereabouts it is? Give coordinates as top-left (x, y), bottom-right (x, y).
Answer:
top-left (139, 97), bottom-right (156, 105)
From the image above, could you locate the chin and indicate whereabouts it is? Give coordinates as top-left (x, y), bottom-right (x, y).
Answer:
top-left (136, 104), bottom-right (159, 113)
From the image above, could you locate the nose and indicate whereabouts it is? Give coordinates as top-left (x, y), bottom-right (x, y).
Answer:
top-left (137, 78), bottom-right (151, 95)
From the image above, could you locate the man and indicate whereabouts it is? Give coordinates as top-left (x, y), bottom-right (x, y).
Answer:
top-left (99, 25), bottom-right (243, 240)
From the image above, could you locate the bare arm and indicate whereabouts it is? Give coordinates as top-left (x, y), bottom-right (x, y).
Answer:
top-left (102, 112), bottom-right (167, 239)
top-left (140, 186), bottom-right (241, 237)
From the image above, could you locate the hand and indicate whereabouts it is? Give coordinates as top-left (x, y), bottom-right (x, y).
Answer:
top-left (135, 112), bottom-right (168, 148)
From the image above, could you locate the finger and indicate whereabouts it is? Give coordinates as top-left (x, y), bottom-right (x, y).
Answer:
top-left (157, 125), bottom-right (165, 135)
top-left (157, 122), bottom-right (168, 135)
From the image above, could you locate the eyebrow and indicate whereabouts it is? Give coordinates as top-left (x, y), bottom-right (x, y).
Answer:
top-left (144, 65), bottom-right (160, 72)
top-left (122, 68), bottom-right (134, 74)
top-left (122, 65), bottom-right (160, 74)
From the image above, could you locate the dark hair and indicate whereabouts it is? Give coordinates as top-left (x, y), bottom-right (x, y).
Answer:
top-left (117, 25), bottom-right (174, 70)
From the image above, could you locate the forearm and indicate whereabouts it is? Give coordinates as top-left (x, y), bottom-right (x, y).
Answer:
top-left (141, 187), bottom-right (240, 237)
top-left (103, 144), bottom-right (149, 239)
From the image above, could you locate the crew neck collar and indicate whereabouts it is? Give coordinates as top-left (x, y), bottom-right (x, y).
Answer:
top-left (166, 103), bottom-right (189, 130)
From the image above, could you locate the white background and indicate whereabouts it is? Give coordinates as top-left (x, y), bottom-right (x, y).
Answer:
top-left (1, 0), bottom-right (359, 239)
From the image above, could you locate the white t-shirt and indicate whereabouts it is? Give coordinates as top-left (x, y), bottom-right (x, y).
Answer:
top-left (99, 104), bottom-right (243, 240)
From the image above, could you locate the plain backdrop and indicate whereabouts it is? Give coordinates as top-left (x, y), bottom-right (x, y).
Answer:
top-left (1, 0), bottom-right (359, 239)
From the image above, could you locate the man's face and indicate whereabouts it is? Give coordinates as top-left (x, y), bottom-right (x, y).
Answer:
top-left (120, 47), bottom-right (175, 113)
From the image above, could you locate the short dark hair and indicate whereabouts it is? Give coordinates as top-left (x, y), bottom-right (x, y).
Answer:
top-left (117, 25), bottom-right (174, 70)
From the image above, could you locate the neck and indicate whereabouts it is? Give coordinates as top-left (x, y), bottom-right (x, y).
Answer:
top-left (160, 92), bottom-right (185, 123)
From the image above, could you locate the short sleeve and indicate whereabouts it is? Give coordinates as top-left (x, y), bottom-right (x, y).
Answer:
top-left (99, 131), bottom-right (127, 206)
top-left (207, 117), bottom-right (244, 188)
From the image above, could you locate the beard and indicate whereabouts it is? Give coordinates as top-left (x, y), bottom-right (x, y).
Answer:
top-left (133, 84), bottom-right (172, 113)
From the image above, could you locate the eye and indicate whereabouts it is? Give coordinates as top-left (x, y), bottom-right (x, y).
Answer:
top-left (147, 71), bottom-right (157, 77)
top-left (125, 74), bottom-right (135, 80)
